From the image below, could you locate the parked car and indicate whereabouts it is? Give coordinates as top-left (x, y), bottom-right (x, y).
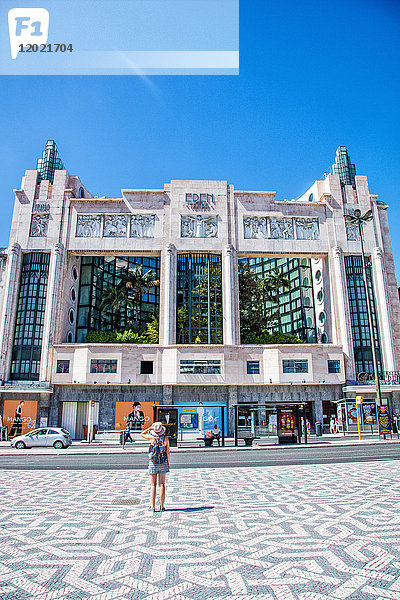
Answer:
top-left (11, 427), bottom-right (72, 449)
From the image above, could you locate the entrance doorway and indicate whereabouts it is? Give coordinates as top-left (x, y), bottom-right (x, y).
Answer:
top-left (61, 402), bottom-right (99, 439)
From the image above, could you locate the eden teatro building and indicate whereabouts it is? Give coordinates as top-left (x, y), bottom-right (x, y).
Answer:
top-left (0, 142), bottom-right (399, 441)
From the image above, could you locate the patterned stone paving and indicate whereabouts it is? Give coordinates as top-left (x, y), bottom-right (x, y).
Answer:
top-left (0, 461), bottom-right (399, 600)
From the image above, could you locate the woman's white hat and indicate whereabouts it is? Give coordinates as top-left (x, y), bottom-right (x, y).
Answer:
top-left (152, 421), bottom-right (165, 435)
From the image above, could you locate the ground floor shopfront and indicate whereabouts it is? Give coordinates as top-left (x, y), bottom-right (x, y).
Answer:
top-left (0, 383), bottom-right (345, 440)
top-left (3, 383), bottom-right (400, 440)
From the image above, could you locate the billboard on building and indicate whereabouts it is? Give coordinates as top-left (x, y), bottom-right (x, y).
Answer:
top-left (115, 402), bottom-right (157, 431)
top-left (2, 400), bottom-right (37, 437)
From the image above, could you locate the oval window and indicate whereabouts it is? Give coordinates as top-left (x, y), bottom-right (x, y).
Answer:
top-left (317, 289), bottom-right (324, 303)
top-left (321, 332), bottom-right (328, 343)
top-left (72, 266), bottom-right (78, 281)
top-left (319, 311), bottom-right (326, 324)
top-left (70, 287), bottom-right (76, 302)
top-left (315, 270), bottom-right (322, 282)
top-left (68, 309), bottom-right (74, 324)
top-left (67, 331), bottom-right (73, 343)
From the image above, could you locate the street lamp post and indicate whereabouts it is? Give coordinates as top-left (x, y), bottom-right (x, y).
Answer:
top-left (344, 209), bottom-right (383, 412)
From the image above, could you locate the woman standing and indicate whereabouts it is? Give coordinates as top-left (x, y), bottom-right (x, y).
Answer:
top-left (141, 422), bottom-right (170, 512)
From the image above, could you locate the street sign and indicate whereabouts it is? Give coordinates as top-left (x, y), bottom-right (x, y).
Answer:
top-left (356, 395), bottom-right (363, 405)
top-left (89, 400), bottom-right (95, 407)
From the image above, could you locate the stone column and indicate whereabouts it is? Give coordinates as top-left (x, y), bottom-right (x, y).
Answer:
top-left (39, 243), bottom-right (63, 382)
top-left (330, 246), bottom-right (356, 379)
top-left (227, 385), bottom-right (237, 437)
top-left (312, 397), bottom-right (323, 425)
top-left (222, 244), bottom-right (239, 345)
top-left (0, 243), bottom-right (22, 381)
top-left (371, 247), bottom-right (396, 372)
top-left (161, 244), bottom-right (176, 346)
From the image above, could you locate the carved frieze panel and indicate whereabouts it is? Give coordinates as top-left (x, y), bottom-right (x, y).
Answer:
top-left (30, 214), bottom-right (49, 237)
top-left (181, 215), bottom-right (218, 238)
top-left (130, 215), bottom-right (155, 238)
top-left (295, 218), bottom-right (319, 240)
top-left (270, 218), bottom-right (294, 239)
top-left (346, 222), bottom-right (360, 241)
top-left (243, 217), bottom-right (268, 239)
top-left (76, 215), bottom-right (101, 237)
top-left (104, 215), bottom-right (128, 237)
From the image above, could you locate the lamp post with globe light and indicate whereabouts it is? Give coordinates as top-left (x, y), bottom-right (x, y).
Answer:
top-left (344, 208), bottom-right (383, 412)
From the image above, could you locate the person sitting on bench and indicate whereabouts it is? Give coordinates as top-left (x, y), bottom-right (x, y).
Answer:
top-left (211, 424), bottom-right (221, 446)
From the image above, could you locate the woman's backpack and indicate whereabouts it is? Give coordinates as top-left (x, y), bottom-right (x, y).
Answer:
top-left (150, 435), bottom-right (167, 465)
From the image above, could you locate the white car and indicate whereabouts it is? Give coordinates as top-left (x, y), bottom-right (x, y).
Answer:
top-left (11, 427), bottom-right (72, 449)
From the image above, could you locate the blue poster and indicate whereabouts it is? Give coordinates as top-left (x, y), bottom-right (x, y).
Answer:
top-left (176, 404), bottom-right (227, 435)
top-left (378, 406), bottom-right (391, 435)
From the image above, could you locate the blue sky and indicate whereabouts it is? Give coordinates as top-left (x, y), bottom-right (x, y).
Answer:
top-left (1, 0), bottom-right (400, 271)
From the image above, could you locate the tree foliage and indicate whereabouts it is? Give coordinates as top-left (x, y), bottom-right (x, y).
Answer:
top-left (86, 317), bottom-right (159, 344)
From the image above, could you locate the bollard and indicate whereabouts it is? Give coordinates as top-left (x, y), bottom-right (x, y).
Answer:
top-left (315, 421), bottom-right (322, 436)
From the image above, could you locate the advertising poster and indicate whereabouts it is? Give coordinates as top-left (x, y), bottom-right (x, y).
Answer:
top-left (362, 402), bottom-right (377, 425)
top-left (378, 406), bottom-right (391, 436)
top-left (278, 411), bottom-right (296, 436)
top-left (346, 403), bottom-right (358, 425)
top-left (3, 400), bottom-right (37, 437)
top-left (179, 412), bottom-right (199, 430)
top-left (114, 402), bottom-right (157, 431)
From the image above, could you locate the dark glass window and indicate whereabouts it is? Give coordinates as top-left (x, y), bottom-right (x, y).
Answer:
top-left (180, 360), bottom-right (221, 374)
top-left (90, 359), bottom-right (117, 373)
top-left (177, 253), bottom-right (223, 344)
top-left (344, 255), bottom-right (382, 377)
top-left (56, 360), bottom-right (70, 374)
top-left (282, 359), bottom-right (308, 373)
top-left (11, 252), bottom-right (50, 380)
top-left (328, 360), bottom-right (340, 373)
top-left (247, 360), bottom-right (260, 374)
top-left (76, 256), bottom-right (160, 342)
top-left (239, 257), bottom-right (317, 343)
top-left (140, 360), bottom-right (153, 374)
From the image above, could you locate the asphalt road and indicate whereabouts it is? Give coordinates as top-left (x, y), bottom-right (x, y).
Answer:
top-left (0, 442), bottom-right (399, 470)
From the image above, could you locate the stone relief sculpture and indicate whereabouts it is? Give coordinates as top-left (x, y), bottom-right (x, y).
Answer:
top-left (30, 214), bottom-right (49, 237)
top-left (346, 222), bottom-right (360, 241)
top-left (243, 217), bottom-right (268, 239)
top-left (181, 215), bottom-right (218, 238)
top-left (269, 217), bottom-right (294, 239)
top-left (130, 215), bottom-right (155, 238)
top-left (295, 218), bottom-right (319, 240)
top-left (76, 215), bottom-right (101, 237)
top-left (103, 215), bottom-right (128, 237)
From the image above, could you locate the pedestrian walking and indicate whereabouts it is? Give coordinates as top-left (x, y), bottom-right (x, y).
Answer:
top-left (124, 423), bottom-right (134, 443)
top-left (141, 422), bottom-right (170, 512)
top-left (329, 416), bottom-right (336, 434)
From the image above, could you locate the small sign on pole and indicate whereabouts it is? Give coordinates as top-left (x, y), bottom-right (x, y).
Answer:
top-left (355, 396), bottom-right (363, 440)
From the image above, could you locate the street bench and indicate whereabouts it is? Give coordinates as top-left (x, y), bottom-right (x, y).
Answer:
top-left (240, 437), bottom-right (259, 446)
top-left (197, 437), bottom-right (219, 447)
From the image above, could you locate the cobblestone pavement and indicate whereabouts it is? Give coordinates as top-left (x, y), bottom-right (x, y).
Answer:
top-left (0, 461), bottom-right (399, 600)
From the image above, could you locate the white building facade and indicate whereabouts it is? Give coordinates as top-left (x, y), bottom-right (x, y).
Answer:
top-left (1, 143), bottom-right (399, 438)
